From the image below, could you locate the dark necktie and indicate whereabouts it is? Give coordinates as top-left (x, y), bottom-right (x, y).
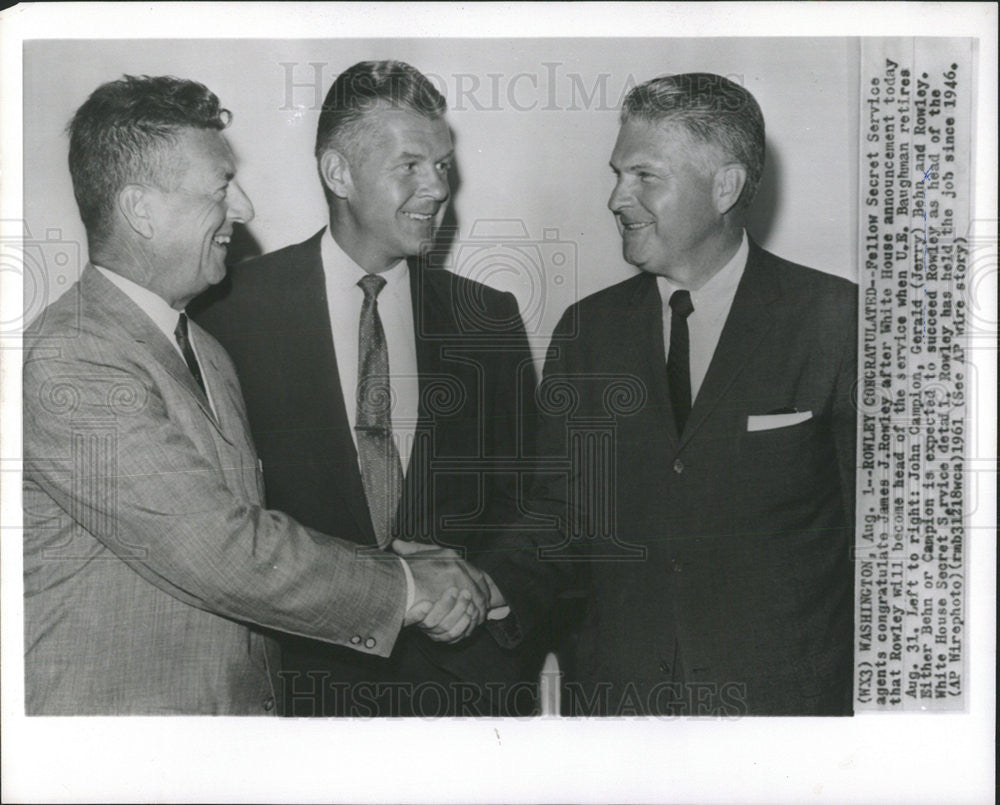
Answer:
top-left (356, 274), bottom-right (404, 549)
top-left (174, 312), bottom-right (207, 397)
top-left (666, 289), bottom-right (695, 434)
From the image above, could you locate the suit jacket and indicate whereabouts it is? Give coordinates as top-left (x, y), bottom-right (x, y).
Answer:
top-left (482, 240), bottom-right (858, 716)
top-left (22, 266), bottom-right (406, 715)
top-left (192, 229), bottom-right (541, 716)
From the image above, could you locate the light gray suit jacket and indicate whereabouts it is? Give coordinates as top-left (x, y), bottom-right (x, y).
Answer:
top-left (23, 266), bottom-right (406, 714)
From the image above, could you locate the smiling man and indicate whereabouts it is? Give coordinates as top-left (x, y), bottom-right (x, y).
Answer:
top-left (194, 61), bottom-right (542, 717)
top-left (479, 72), bottom-right (859, 716)
top-left (22, 75), bottom-right (491, 715)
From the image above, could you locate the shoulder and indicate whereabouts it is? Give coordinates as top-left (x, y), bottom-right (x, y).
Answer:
top-left (418, 266), bottom-right (526, 339)
top-left (24, 280), bottom-right (84, 345)
top-left (237, 231), bottom-right (323, 275)
top-left (24, 277), bottom-right (120, 369)
top-left (191, 231), bottom-right (324, 326)
top-left (555, 273), bottom-right (648, 332)
top-left (423, 265), bottom-right (518, 312)
top-left (753, 246), bottom-right (857, 321)
top-left (751, 247), bottom-right (858, 362)
top-left (574, 273), bottom-right (647, 311)
top-left (23, 285), bottom-right (145, 410)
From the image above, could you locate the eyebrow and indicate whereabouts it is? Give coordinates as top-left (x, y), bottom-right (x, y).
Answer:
top-left (399, 150), bottom-right (454, 162)
top-left (609, 160), bottom-right (658, 171)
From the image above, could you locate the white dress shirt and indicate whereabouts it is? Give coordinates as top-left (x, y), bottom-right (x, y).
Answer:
top-left (95, 265), bottom-right (217, 417)
top-left (656, 231), bottom-right (749, 403)
top-left (321, 229), bottom-right (420, 474)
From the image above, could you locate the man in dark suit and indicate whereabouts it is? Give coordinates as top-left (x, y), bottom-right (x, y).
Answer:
top-left (194, 61), bottom-right (541, 716)
top-left (479, 72), bottom-right (858, 716)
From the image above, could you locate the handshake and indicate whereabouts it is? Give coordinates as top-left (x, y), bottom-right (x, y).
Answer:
top-left (394, 539), bottom-right (505, 644)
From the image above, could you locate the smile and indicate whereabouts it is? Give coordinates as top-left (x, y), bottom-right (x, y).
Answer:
top-left (622, 221), bottom-right (653, 231)
top-left (212, 234), bottom-right (232, 248)
top-left (402, 212), bottom-right (435, 221)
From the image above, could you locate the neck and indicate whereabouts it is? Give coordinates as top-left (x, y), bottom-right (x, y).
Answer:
top-left (91, 238), bottom-right (149, 287)
top-left (91, 237), bottom-right (186, 310)
top-left (329, 211), bottom-right (401, 274)
top-left (661, 225), bottom-right (743, 291)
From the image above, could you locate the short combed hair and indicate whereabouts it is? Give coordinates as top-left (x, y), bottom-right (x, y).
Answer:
top-left (621, 72), bottom-right (765, 207)
top-left (68, 75), bottom-right (231, 244)
top-left (314, 60), bottom-right (446, 166)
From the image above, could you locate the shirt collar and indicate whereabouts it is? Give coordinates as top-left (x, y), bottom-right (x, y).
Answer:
top-left (321, 227), bottom-right (409, 292)
top-left (656, 231), bottom-right (748, 314)
top-left (93, 264), bottom-right (182, 342)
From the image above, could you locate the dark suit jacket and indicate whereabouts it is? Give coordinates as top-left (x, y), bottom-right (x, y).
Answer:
top-left (482, 240), bottom-right (858, 716)
top-left (193, 229), bottom-right (541, 716)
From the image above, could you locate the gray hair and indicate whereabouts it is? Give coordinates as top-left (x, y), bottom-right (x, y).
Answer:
top-left (621, 72), bottom-right (765, 207)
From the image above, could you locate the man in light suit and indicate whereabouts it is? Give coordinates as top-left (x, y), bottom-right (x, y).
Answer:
top-left (480, 72), bottom-right (858, 716)
top-left (22, 74), bottom-right (489, 715)
top-left (193, 61), bottom-right (543, 716)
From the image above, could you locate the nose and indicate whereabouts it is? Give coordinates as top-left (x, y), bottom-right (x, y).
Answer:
top-left (419, 165), bottom-right (450, 203)
top-left (608, 176), bottom-right (631, 214)
top-left (226, 181), bottom-right (255, 224)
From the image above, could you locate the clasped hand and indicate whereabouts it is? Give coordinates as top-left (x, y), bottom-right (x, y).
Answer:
top-left (394, 539), bottom-right (500, 644)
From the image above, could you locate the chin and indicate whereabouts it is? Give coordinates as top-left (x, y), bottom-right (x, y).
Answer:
top-left (622, 248), bottom-right (643, 268)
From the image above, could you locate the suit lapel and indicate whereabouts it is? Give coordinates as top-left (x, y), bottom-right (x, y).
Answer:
top-left (409, 258), bottom-right (445, 447)
top-left (193, 331), bottom-right (248, 449)
top-left (80, 267), bottom-right (232, 444)
top-left (402, 260), bottom-right (446, 539)
top-left (679, 240), bottom-right (780, 448)
top-left (290, 232), bottom-right (378, 544)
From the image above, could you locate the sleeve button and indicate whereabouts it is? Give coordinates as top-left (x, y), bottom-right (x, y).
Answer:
top-left (364, 637), bottom-right (376, 649)
top-left (350, 635), bottom-right (361, 645)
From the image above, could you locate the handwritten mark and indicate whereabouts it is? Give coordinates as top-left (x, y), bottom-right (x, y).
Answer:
top-left (494, 728), bottom-right (501, 746)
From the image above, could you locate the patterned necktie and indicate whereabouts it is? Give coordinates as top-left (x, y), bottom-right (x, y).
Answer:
top-left (356, 274), bottom-right (404, 548)
top-left (174, 312), bottom-right (207, 397)
top-left (666, 290), bottom-right (695, 434)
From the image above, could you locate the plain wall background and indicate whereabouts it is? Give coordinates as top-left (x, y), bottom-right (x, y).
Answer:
top-left (24, 38), bottom-right (857, 363)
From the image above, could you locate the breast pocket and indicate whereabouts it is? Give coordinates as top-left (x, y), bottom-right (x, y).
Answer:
top-left (736, 417), bottom-right (829, 507)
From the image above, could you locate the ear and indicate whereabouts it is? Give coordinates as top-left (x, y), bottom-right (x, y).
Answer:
top-left (319, 149), bottom-right (353, 200)
top-left (713, 163), bottom-right (748, 215)
top-left (118, 184), bottom-right (155, 239)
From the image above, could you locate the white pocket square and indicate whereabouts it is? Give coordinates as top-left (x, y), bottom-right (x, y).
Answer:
top-left (746, 410), bottom-right (813, 432)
